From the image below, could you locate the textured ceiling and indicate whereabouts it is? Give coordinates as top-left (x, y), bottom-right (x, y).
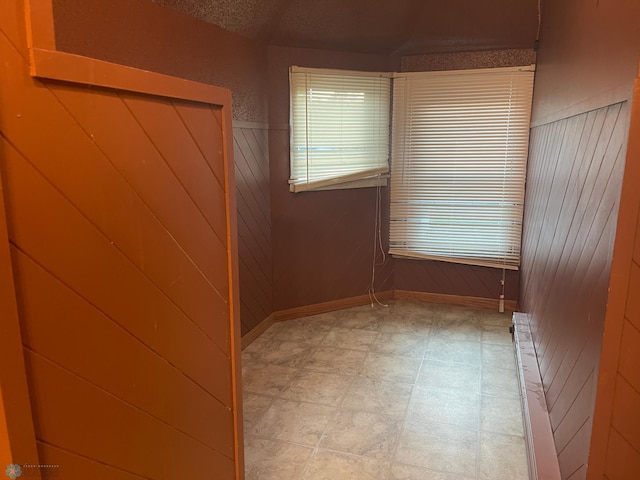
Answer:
top-left (152, 0), bottom-right (539, 55)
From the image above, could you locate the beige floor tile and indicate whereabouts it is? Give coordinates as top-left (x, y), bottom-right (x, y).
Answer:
top-left (432, 318), bottom-right (482, 342)
top-left (243, 392), bottom-right (274, 429)
top-left (480, 311), bottom-right (513, 327)
top-left (244, 437), bottom-right (313, 480)
top-left (258, 321), bottom-right (288, 340)
top-left (480, 395), bottom-right (524, 436)
top-left (338, 308), bottom-right (387, 331)
top-left (342, 377), bottom-right (413, 418)
top-left (431, 305), bottom-right (477, 324)
top-left (303, 347), bottom-right (367, 375)
top-left (425, 338), bottom-right (482, 365)
top-left (250, 398), bottom-right (335, 446)
top-left (303, 450), bottom-right (391, 480)
top-left (242, 335), bottom-right (271, 354)
top-left (320, 410), bottom-right (402, 459)
top-left (380, 315), bottom-right (432, 336)
top-left (482, 344), bottom-right (517, 370)
top-left (391, 301), bottom-right (439, 319)
top-left (243, 301), bottom-right (528, 480)
top-left (417, 361), bottom-right (481, 393)
top-left (481, 324), bottom-right (513, 345)
top-left (243, 362), bottom-right (299, 396)
top-left (251, 338), bottom-right (315, 367)
top-left (408, 386), bottom-right (479, 430)
top-left (371, 332), bottom-right (427, 357)
top-left (478, 431), bottom-right (529, 480)
top-left (360, 353), bottom-right (422, 384)
top-left (481, 366), bottom-right (520, 397)
top-left (321, 327), bottom-right (380, 350)
top-left (274, 320), bottom-right (334, 344)
top-left (395, 420), bottom-right (478, 477)
top-left (282, 370), bottom-right (353, 406)
top-left (390, 463), bottom-right (475, 480)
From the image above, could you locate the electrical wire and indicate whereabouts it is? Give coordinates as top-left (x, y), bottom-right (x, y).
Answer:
top-left (536, 0), bottom-right (542, 41)
top-left (368, 177), bottom-right (389, 308)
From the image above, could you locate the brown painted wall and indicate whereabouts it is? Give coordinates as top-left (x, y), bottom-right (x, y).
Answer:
top-left (53, 0), bottom-right (268, 122)
top-left (53, 0), bottom-right (274, 333)
top-left (0, 1), bottom-right (240, 477)
top-left (268, 46), bottom-right (397, 311)
top-left (531, 0), bottom-right (640, 126)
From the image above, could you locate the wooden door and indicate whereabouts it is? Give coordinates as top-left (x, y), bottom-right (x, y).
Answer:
top-left (0, 1), bottom-right (243, 478)
top-left (588, 72), bottom-right (640, 479)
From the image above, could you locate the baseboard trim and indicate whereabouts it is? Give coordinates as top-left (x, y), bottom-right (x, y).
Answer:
top-left (274, 291), bottom-right (395, 322)
top-left (241, 313), bottom-right (275, 350)
top-left (242, 291), bottom-right (518, 346)
top-left (512, 312), bottom-right (561, 480)
top-left (394, 290), bottom-right (518, 312)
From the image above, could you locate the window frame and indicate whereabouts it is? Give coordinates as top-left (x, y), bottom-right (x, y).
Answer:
top-left (388, 65), bottom-right (536, 269)
top-left (288, 66), bottom-right (392, 193)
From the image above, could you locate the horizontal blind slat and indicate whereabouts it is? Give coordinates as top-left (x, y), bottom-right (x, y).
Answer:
top-left (290, 67), bottom-right (391, 189)
top-left (390, 67), bottom-right (534, 268)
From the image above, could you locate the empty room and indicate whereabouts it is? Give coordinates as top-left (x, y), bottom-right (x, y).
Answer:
top-left (1, 1), bottom-right (640, 479)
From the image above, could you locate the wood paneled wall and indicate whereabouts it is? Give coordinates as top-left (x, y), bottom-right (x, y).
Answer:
top-left (0, 1), bottom-right (241, 477)
top-left (234, 124), bottom-right (274, 334)
top-left (587, 78), bottom-right (640, 480)
top-left (520, 102), bottom-right (629, 479)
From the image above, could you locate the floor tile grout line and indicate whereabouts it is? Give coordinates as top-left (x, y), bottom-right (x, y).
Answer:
top-left (242, 301), bottom-right (525, 480)
top-left (298, 312), bottom-right (383, 480)
top-left (388, 326), bottom-right (429, 467)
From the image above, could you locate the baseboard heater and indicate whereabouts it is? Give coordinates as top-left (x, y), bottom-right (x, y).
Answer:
top-left (512, 313), bottom-right (562, 480)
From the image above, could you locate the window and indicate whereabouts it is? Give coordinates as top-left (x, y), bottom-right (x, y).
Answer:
top-left (389, 66), bottom-right (535, 269)
top-left (289, 66), bottom-right (391, 192)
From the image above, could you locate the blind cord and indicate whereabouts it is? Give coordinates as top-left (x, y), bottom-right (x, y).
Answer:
top-left (536, 0), bottom-right (542, 41)
top-left (369, 178), bottom-right (389, 308)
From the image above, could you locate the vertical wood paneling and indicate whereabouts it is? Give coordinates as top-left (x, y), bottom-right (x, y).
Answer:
top-left (0, 2), bottom-right (240, 477)
top-left (234, 124), bottom-right (274, 334)
top-left (520, 101), bottom-right (629, 479)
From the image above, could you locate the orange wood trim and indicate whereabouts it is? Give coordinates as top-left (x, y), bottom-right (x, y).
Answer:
top-left (393, 289), bottom-right (518, 312)
top-left (241, 314), bottom-right (276, 350)
top-left (25, 1), bottom-right (232, 106)
top-left (274, 291), bottom-right (395, 322)
top-left (222, 102), bottom-right (244, 480)
top-left (587, 79), bottom-right (640, 480)
top-left (0, 160), bottom-right (41, 473)
top-left (29, 48), bottom-right (232, 106)
top-left (24, 0), bottom-right (56, 52)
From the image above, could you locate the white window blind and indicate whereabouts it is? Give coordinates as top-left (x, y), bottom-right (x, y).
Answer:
top-left (389, 66), bottom-right (535, 269)
top-left (289, 66), bottom-right (391, 192)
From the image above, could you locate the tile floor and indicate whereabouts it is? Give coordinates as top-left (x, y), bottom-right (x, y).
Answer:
top-left (242, 300), bottom-right (529, 480)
